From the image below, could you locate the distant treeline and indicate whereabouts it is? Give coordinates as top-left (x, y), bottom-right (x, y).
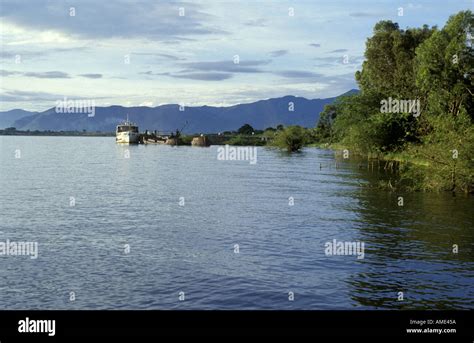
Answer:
top-left (178, 123), bottom-right (309, 152)
top-left (0, 127), bottom-right (114, 136)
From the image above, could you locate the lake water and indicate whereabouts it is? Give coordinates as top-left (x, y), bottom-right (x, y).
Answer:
top-left (0, 136), bottom-right (473, 309)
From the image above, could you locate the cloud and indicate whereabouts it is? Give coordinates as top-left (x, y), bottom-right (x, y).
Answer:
top-left (133, 52), bottom-right (186, 61)
top-left (0, 0), bottom-right (226, 41)
top-left (0, 69), bottom-right (20, 77)
top-left (155, 53), bottom-right (186, 61)
top-left (213, 81), bottom-right (358, 105)
top-left (1, 69), bottom-right (104, 79)
top-left (349, 11), bottom-right (388, 18)
top-left (138, 70), bottom-right (230, 81)
top-left (243, 18), bottom-right (267, 27)
top-left (1, 69), bottom-right (71, 78)
top-left (0, 47), bottom-right (90, 60)
top-left (171, 72), bottom-right (233, 81)
top-left (312, 56), bottom-right (340, 66)
top-left (0, 89), bottom-right (110, 108)
top-left (179, 59), bottom-right (271, 73)
top-left (0, 51), bottom-right (44, 60)
top-left (142, 59), bottom-right (273, 81)
top-left (312, 55), bottom-right (364, 67)
top-left (273, 70), bottom-right (322, 78)
top-left (139, 71), bottom-right (171, 77)
top-left (161, 37), bottom-right (198, 45)
top-left (0, 89), bottom-right (64, 102)
top-left (139, 60), bottom-right (272, 81)
top-left (80, 73), bottom-right (103, 79)
top-left (23, 71), bottom-right (70, 78)
top-left (349, 12), bottom-right (376, 17)
top-left (269, 50), bottom-right (288, 57)
top-left (347, 55), bottom-right (365, 65)
top-left (0, 0), bottom-right (401, 111)
top-left (268, 69), bottom-right (358, 89)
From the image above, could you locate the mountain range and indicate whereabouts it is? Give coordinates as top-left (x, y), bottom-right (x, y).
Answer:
top-left (0, 90), bottom-right (357, 133)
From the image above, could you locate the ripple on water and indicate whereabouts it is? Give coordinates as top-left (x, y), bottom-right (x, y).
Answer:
top-left (0, 137), bottom-right (473, 309)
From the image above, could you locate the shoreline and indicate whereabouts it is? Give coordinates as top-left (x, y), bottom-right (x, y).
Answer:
top-left (0, 130), bottom-right (114, 137)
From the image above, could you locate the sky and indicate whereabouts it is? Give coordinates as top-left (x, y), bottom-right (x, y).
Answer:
top-left (0, 0), bottom-right (472, 111)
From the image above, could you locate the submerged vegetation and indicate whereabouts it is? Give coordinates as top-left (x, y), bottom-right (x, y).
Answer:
top-left (270, 126), bottom-right (309, 152)
top-left (205, 124), bottom-right (312, 152)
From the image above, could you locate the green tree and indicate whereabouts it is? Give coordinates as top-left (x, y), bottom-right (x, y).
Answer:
top-left (415, 10), bottom-right (473, 119)
top-left (357, 21), bottom-right (434, 98)
top-left (315, 104), bottom-right (337, 141)
top-left (321, 19), bottom-right (435, 153)
top-left (271, 126), bottom-right (308, 152)
top-left (237, 124), bottom-right (255, 135)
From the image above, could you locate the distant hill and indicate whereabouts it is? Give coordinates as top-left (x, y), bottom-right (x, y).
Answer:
top-left (1, 90), bottom-right (358, 133)
top-left (0, 109), bottom-right (39, 129)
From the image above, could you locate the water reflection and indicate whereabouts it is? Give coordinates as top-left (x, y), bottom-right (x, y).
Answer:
top-left (336, 156), bottom-right (474, 309)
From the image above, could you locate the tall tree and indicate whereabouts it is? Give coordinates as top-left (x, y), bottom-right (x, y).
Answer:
top-left (415, 10), bottom-right (474, 119)
top-left (356, 21), bottom-right (435, 98)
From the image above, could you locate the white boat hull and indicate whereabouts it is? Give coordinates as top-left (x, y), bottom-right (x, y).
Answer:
top-left (116, 131), bottom-right (139, 144)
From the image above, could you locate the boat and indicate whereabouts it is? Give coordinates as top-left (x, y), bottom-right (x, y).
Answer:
top-left (116, 115), bottom-right (139, 144)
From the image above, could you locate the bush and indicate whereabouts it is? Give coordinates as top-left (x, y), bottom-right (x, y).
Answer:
top-left (271, 126), bottom-right (308, 152)
top-left (225, 134), bottom-right (266, 146)
top-left (401, 113), bottom-right (474, 192)
top-left (237, 124), bottom-right (255, 135)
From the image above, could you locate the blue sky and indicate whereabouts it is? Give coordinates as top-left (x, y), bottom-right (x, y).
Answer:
top-left (0, 0), bottom-right (472, 111)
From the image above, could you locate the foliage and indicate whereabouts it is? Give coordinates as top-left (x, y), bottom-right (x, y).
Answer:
top-left (403, 113), bottom-right (474, 192)
top-left (178, 135), bottom-right (193, 145)
top-left (415, 11), bottom-right (474, 120)
top-left (314, 104), bottom-right (337, 141)
top-left (237, 123), bottom-right (255, 135)
top-left (225, 134), bottom-right (266, 146)
top-left (271, 125), bottom-right (308, 152)
top-left (314, 10), bottom-right (474, 192)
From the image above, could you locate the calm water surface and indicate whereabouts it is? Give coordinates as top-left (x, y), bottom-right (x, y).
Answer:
top-left (0, 136), bottom-right (473, 309)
